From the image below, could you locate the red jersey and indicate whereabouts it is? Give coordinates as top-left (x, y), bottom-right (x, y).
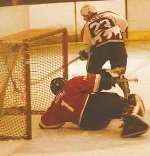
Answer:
top-left (40, 74), bottom-right (101, 129)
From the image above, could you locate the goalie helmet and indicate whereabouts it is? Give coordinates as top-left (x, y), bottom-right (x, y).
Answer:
top-left (80, 4), bottom-right (97, 21)
top-left (50, 77), bottom-right (66, 95)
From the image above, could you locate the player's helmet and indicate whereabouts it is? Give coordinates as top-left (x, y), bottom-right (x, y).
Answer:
top-left (50, 77), bottom-right (66, 95)
top-left (80, 4), bottom-right (97, 19)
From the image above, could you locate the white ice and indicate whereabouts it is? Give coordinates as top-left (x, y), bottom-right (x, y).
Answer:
top-left (0, 41), bottom-right (150, 156)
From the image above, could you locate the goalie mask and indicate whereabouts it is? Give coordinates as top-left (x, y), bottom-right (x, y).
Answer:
top-left (80, 4), bottom-right (97, 21)
top-left (50, 77), bottom-right (66, 95)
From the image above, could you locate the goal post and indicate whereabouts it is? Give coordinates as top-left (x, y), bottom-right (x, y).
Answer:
top-left (0, 28), bottom-right (68, 140)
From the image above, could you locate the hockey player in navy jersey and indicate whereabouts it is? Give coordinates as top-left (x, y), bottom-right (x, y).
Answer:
top-left (39, 71), bottom-right (149, 138)
top-left (79, 4), bottom-right (130, 98)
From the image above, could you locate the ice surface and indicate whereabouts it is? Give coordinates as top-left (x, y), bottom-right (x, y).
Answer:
top-left (0, 41), bottom-right (150, 156)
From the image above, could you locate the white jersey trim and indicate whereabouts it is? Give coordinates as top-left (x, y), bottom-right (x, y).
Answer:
top-left (95, 40), bottom-right (124, 48)
top-left (61, 100), bottom-right (74, 112)
top-left (78, 94), bottom-right (90, 125)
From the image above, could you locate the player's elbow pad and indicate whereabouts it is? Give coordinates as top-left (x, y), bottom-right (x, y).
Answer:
top-left (99, 71), bottom-right (113, 90)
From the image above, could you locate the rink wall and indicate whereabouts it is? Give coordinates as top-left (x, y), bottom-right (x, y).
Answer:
top-left (0, 0), bottom-right (150, 41)
top-left (127, 0), bottom-right (150, 40)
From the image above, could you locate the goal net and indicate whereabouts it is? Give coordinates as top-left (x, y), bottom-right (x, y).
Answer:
top-left (0, 28), bottom-right (68, 140)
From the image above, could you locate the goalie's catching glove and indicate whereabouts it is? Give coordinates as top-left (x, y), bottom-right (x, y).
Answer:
top-left (79, 50), bottom-right (88, 61)
top-left (99, 70), bottom-right (115, 90)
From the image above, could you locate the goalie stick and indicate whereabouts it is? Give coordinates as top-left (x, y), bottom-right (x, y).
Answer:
top-left (31, 56), bottom-right (80, 85)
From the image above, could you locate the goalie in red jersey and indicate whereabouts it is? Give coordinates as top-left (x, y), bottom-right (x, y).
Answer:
top-left (39, 71), bottom-right (149, 138)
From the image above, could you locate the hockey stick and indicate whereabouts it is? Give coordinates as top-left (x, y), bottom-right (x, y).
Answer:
top-left (115, 77), bottom-right (138, 83)
top-left (31, 56), bottom-right (80, 85)
top-left (67, 56), bottom-right (81, 65)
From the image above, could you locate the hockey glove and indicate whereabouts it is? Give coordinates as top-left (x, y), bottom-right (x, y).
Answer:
top-left (100, 70), bottom-right (114, 90)
top-left (79, 50), bottom-right (88, 61)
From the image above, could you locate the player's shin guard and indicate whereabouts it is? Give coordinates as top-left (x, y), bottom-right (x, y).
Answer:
top-left (117, 76), bottom-right (130, 99)
top-left (108, 68), bottom-right (130, 99)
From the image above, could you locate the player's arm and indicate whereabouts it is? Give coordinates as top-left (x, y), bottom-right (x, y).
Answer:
top-left (112, 13), bottom-right (128, 33)
top-left (79, 23), bottom-right (92, 61)
top-left (105, 11), bottom-right (128, 33)
top-left (39, 100), bottom-right (65, 129)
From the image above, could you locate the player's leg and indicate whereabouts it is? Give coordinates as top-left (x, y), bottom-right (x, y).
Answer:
top-left (109, 42), bottom-right (127, 73)
top-left (106, 90), bottom-right (149, 137)
top-left (86, 44), bottom-right (109, 74)
top-left (109, 42), bottom-right (130, 98)
top-left (92, 91), bottom-right (149, 137)
top-left (117, 75), bottom-right (131, 99)
top-left (80, 91), bottom-right (149, 137)
top-left (79, 92), bottom-right (127, 130)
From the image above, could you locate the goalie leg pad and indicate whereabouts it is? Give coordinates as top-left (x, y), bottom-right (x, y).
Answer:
top-left (122, 114), bottom-right (149, 138)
